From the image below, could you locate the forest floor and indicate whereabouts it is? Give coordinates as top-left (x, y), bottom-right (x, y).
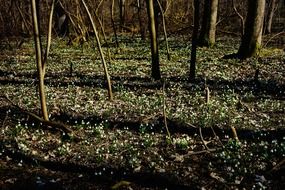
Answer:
top-left (0, 35), bottom-right (285, 189)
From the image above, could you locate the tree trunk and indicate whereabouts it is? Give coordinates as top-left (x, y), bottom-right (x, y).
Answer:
top-left (237, 0), bottom-right (265, 59)
top-left (110, 0), bottom-right (119, 47)
top-left (94, 8), bottom-right (112, 63)
top-left (30, 0), bottom-right (49, 121)
top-left (153, 0), bottom-right (160, 37)
top-left (137, 0), bottom-right (145, 40)
top-left (265, 0), bottom-right (277, 34)
top-left (43, 0), bottom-right (55, 77)
top-left (198, 0), bottom-right (218, 47)
top-left (190, 0), bottom-right (200, 82)
top-left (81, 0), bottom-right (113, 100)
top-left (147, 0), bottom-right (161, 80)
top-left (232, 0), bottom-right (245, 36)
top-left (119, 0), bottom-right (126, 30)
top-left (156, 0), bottom-right (171, 60)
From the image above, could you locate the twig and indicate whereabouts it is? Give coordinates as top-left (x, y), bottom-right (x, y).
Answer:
top-left (232, 0), bottom-right (244, 36)
top-left (263, 32), bottom-right (285, 48)
top-left (185, 122), bottom-right (198, 128)
top-left (199, 127), bottom-right (210, 150)
top-left (210, 126), bottom-right (224, 147)
top-left (140, 113), bottom-right (161, 124)
top-left (205, 86), bottom-right (210, 104)
top-left (2, 110), bottom-right (9, 128)
top-left (187, 148), bottom-right (216, 156)
top-left (210, 172), bottom-right (226, 183)
top-left (231, 126), bottom-right (239, 141)
top-left (270, 158), bottom-right (285, 173)
top-left (111, 181), bottom-right (132, 190)
top-left (202, 83), bottom-right (223, 147)
top-left (162, 80), bottom-right (171, 141)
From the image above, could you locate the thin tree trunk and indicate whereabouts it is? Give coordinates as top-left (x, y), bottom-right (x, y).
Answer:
top-left (94, 9), bottom-right (112, 63)
top-left (43, 0), bottom-right (55, 76)
top-left (156, 0), bottom-right (171, 60)
top-left (147, 0), bottom-right (161, 80)
top-left (16, 2), bottom-right (31, 35)
top-left (265, 0), bottom-right (277, 34)
top-left (110, 0), bottom-right (119, 47)
top-left (137, 0), bottom-right (145, 40)
top-left (232, 0), bottom-right (245, 36)
top-left (190, 0), bottom-right (200, 82)
top-left (119, 0), bottom-right (126, 31)
top-left (30, 0), bottom-right (49, 120)
top-left (81, 0), bottom-right (113, 100)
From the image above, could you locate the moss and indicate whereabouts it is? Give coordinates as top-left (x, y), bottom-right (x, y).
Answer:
top-left (258, 47), bottom-right (284, 57)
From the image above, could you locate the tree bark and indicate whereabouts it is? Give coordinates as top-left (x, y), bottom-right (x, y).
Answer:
top-left (189, 0), bottom-right (200, 82)
top-left (30, 0), bottom-right (49, 121)
top-left (43, 0), bottom-right (55, 77)
top-left (137, 0), bottom-right (145, 40)
top-left (147, 0), bottom-right (161, 80)
top-left (110, 0), bottom-right (119, 47)
top-left (119, 0), bottom-right (126, 30)
top-left (265, 0), bottom-right (277, 34)
top-left (156, 0), bottom-right (171, 60)
top-left (237, 0), bottom-right (265, 59)
top-left (81, 0), bottom-right (113, 100)
top-left (198, 0), bottom-right (218, 47)
top-left (94, 6), bottom-right (112, 63)
top-left (232, 0), bottom-right (245, 36)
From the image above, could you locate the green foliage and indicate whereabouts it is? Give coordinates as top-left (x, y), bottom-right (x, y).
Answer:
top-left (0, 36), bottom-right (284, 187)
top-left (173, 135), bottom-right (191, 150)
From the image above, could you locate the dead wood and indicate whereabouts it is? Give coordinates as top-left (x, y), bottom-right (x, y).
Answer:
top-left (1, 94), bottom-right (81, 141)
top-left (269, 158), bottom-right (285, 173)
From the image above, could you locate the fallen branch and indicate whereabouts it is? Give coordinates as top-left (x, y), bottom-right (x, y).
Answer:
top-left (210, 172), bottom-right (226, 183)
top-left (199, 127), bottom-right (211, 151)
top-left (231, 126), bottom-right (239, 141)
top-left (269, 158), bottom-right (285, 173)
top-left (2, 94), bottom-right (81, 141)
top-left (217, 29), bottom-right (240, 36)
top-left (186, 148), bottom-right (216, 156)
top-left (2, 109), bottom-right (9, 128)
top-left (263, 32), bottom-right (285, 48)
top-left (210, 126), bottom-right (224, 147)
